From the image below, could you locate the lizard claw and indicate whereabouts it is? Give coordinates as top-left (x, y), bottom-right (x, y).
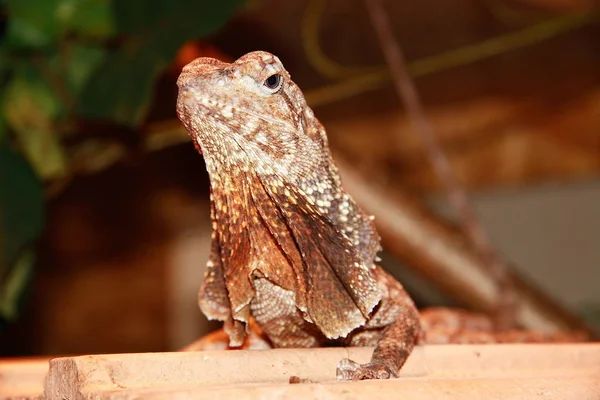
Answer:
top-left (336, 358), bottom-right (399, 381)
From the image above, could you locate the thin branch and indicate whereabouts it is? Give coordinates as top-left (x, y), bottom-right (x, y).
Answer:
top-left (303, 10), bottom-right (595, 107)
top-left (362, 0), bottom-right (517, 330)
top-left (301, 0), bottom-right (380, 79)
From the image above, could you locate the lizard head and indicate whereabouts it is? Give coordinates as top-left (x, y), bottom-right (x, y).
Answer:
top-left (176, 51), bottom-right (328, 180)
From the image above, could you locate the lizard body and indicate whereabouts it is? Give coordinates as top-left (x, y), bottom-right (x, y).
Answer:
top-left (176, 51), bottom-right (420, 380)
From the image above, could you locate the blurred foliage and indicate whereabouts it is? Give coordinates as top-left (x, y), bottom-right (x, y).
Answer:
top-left (0, 0), bottom-right (243, 327)
top-left (0, 142), bottom-right (43, 324)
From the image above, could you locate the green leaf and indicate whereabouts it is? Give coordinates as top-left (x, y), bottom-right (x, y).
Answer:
top-left (0, 47), bottom-right (9, 78)
top-left (2, 63), bottom-right (68, 179)
top-left (0, 115), bottom-right (6, 146)
top-left (4, 0), bottom-right (64, 48)
top-left (77, 44), bottom-right (167, 125)
top-left (78, 0), bottom-right (243, 126)
top-left (58, 0), bottom-right (115, 39)
top-left (112, 0), bottom-right (173, 34)
top-left (16, 127), bottom-right (67, 180)
top-left (61, 43), bottom-right (108, 96)
top-left (0, 143), bottom-right (44, 323)
top-left (0, 249), bottom-right (36, 322)
top-left (4, 0), bottom-right (115, 49)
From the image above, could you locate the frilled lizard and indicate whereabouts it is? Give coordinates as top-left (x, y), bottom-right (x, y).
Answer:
top-left (175, 51), bottom-right (586, 382)
top-left (176, 51), bottom-right (420, 380)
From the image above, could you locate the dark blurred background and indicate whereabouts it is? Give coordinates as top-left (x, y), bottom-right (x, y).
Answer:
top-left (0, 0), bottom-right (598, 357)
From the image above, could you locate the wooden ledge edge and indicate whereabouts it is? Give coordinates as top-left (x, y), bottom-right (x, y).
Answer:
top-left (2, 343), bottom-right (599, 399)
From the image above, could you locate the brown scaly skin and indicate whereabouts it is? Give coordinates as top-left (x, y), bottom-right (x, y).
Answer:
top-left (176, 51), bottom-right (420, 380)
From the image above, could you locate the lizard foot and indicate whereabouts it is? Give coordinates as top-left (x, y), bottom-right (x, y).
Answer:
top-left (336, 358), bottom-right (399, 381)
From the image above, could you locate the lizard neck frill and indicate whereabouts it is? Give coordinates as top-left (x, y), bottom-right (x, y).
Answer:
top-left (204, 149), bottom-right (384, 339)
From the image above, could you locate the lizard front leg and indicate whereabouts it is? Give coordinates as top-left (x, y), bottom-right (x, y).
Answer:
top-left (337, 266), bottom-right (421, 380)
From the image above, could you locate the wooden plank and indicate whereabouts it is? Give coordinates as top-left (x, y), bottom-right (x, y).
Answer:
top-left (43, 344), bottom-right (600, 399)
top-left (0, 357), bottom-right (50, 400)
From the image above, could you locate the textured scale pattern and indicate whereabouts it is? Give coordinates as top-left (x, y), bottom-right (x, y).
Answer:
top-left (176, 51), bottom-right (420, 380)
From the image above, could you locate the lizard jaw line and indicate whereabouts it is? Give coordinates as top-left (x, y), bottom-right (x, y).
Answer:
top-left (182, 86), bottom-right (295, 131)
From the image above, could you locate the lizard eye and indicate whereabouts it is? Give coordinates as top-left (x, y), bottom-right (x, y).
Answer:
top-left (264, 73), bottom-right (283, 92)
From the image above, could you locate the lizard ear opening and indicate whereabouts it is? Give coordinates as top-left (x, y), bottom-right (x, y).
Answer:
top-left (264, 73), bottom-right (283, 92)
